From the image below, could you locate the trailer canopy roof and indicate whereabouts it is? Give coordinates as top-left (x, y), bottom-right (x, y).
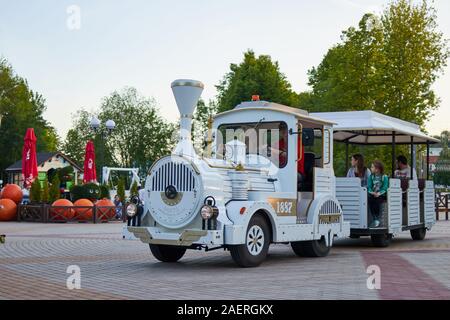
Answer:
top-left (311, 111), bottom-right (439, 145)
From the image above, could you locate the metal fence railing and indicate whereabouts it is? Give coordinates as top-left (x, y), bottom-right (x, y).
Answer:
top-left (17, 204), bottom-right (127, 224)
top-left (436, 193), bottom-right (449, 221)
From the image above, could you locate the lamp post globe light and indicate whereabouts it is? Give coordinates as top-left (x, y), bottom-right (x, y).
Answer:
top-left (105, 119), bottom-right (116, 133)
top-left (90, 116), bottom-right (101, 131)
top-left (89, 116), bottom-right (115, 183)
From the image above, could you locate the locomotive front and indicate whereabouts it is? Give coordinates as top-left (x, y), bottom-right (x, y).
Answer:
top-left (128, 80), bottom-right (231, 255)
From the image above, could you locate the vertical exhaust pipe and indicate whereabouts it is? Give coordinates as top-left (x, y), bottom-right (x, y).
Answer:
top-left (171, 79), bottom-right (204, 157)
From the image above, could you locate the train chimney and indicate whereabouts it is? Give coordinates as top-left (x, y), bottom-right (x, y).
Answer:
top-left (171, 79), bottom-right (204, 157)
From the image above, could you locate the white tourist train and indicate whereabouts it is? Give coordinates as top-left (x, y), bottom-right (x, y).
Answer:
top-left (126, 79), bottom-right (436, 267)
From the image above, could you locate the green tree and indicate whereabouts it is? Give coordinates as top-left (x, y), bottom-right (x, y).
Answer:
top-left (117, 178), bottom-right (126, 203)
top-left (434, 131), bottom-right (450, 187)
top-left (306, 13), bottom-right (385, 113)
top-left (0, 58), bottom-right (60, 180)
top-left (61, 109), bottom-right (111, 176)
top-left (130, 181), bottom-right (138, 198)
top-left (62, 87), bottom-right (175, 176)
top-left (99, 184), bottom-right (110, 199)
top-left (305, 0), bottom-right (448, 127)
top-left (192, 99), bottom-right (218, 154)
top-left (216, 50), bottom-right (300, 113)
top-left (49, 175), bottom-right (61, 203)
top-left (41, 179), bottom-right (49, 203)
top-left (29, 178), bottom-right (41, 203)
top-left (303, 0), bottom-right (448, 176)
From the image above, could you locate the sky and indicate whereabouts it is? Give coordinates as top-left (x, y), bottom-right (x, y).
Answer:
top-left (1, 0), bottom-right (449, 138)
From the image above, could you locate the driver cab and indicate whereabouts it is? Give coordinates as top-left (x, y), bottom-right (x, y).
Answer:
top-left (211, 101), bottom-right (334, 204)
top-left (296, 121), bottom-right (332, 192)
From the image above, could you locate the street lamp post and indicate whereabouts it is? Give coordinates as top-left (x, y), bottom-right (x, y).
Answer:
top-left (90, 116), bottom-right (116, 183)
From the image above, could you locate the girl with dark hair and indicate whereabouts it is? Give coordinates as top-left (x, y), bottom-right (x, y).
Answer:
top-left (347, 154), bottom-right (371, 187)
top-left (367, 160), bottom-right (389, 228)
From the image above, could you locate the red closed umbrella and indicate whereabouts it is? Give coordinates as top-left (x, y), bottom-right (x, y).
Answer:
top-left (83, 140), bottom-right (97, 183)
top-left (22, 128), bottom-right (38, 188)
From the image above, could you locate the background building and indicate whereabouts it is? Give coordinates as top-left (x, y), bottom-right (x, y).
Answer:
top-left (5, 152), bottom-right (82, 187)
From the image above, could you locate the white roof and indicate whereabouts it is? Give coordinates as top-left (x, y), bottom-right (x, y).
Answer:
top-left (311, 111), bottom-right (439, 144)
top-left (215, 101), bottom-right (335, 125)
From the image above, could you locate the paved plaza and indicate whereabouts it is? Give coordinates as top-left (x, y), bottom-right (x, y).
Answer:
top-left (1, 218), bottom-right (450, 300)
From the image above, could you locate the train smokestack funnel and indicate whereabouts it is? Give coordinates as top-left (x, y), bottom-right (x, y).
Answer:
top-left (171, 79), bottom-right (204, 157)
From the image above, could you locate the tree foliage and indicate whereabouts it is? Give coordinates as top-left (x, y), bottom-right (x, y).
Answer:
top-left (49, 175), bottom-right (61, 203)
top-left (434, 131), bottom-right (450, 187)
top-left (29, 178), bottom-right (41, 203)
top-left (0, 59), bottom-right (59, 180)
top-left (99, 184), bottom-right (110, 200)
top-left (216, 50), bottom-right (299, 113)
top-left (62, 87), bottom-right (175, 176)
top-left (304, 0), bottom-right (449, 128)
top-left (117, 178), bottom-right (126, 203)
top-left (302, 0), bottom-right (448, 176)
top-left (130, 181), bottom-right (138, 198)
top-left (41, 179), bottom-right (49, 203)
top-left (192, 99), bottom-right (218, 155)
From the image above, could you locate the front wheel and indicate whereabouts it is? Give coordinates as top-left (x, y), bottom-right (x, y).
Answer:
top-left (371, 234), bottom-right (392, 247)
top-left (410, 228), bottom-right (427, 241)
top-left (230, 215), bottom-right (270, 268)
top-left (291, 237), bottom-right (331, 257)
top-left (149, 244), bottom-right (187, 263)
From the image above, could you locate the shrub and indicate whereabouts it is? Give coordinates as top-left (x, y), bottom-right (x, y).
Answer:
top-left (41, 179), bottom-right (50, 203)
top-left (100, 184), bottom-right (110, 199)
top-left (130, 181), bottom-right (139, 198)
top-left (117, 178), bottom-right (126, 203)
top-left (30, 179), bottom-right (41, 203)
top-left (49, 175), bottom-right (61, 203)
top-left (70, 183), bottom-right (101, 202)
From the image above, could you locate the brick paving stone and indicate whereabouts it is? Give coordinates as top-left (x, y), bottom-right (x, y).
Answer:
top-left (1, 221), bottom-right (450, 300)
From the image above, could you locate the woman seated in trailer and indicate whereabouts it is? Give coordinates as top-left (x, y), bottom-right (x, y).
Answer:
top-left (368, 160), bottom-right (389, 228)
top-left (346, 154), bottom-right (371, 187)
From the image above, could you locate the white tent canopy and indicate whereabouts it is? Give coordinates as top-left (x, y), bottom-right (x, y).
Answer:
top-left (311, 111), bottom-right (439, 145)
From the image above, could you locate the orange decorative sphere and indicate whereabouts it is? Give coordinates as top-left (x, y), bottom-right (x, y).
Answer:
top-left (95, 199), bottom-right (115, 220)
top-left (74, 199), bottom-right (94, 221)
top-left (0, 198), bottom-right (18, 221)
top-left (50, 199), bottom-right (74, 221)
top-left (1, 184), bottom-right (23, 204)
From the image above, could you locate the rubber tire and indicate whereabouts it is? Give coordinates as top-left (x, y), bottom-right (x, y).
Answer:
top-left (291, 237), bottom-right (331, 257)
top-left (410, 228), bottom-right (427, 241)
top-left (371, 234), bottom-right (392, 248)
top-left (230, 215), bottom-right (270, 268)
top-left (149, 244), bottom-right (187, 263)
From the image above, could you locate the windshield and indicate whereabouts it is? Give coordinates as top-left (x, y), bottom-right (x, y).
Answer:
top-left (216, 121), bottom-right (288, 168)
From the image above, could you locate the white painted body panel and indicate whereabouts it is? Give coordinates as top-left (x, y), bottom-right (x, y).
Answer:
top-left (424, 181), bottom-right (436, 227)
top-left (407, 180), bottom-right (420, 227)
top-left (336, 177), bottom-right (435, 236)
top-left (387, 179), bottom-right (402, 234)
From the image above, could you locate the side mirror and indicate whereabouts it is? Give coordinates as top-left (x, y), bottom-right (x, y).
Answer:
top-left (302, 128), bottom-right (315, 147)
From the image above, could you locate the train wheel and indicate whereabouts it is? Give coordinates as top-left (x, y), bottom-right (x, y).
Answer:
top-left (410, 228), bottom-right (427, 241)
top-left (371, 234), bottom-right (392, 248)
top-left (291, 237), bottom-right (331, 257)
top-left (149, 244), bottom-right (187, 263)
top-left (230, 215), bottom-right (270, 268)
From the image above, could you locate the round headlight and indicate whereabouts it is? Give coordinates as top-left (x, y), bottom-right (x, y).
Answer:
top-left (200, 205), bottom-right (213, 220)
top-left (126, 203), bottom-right (138, 217)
